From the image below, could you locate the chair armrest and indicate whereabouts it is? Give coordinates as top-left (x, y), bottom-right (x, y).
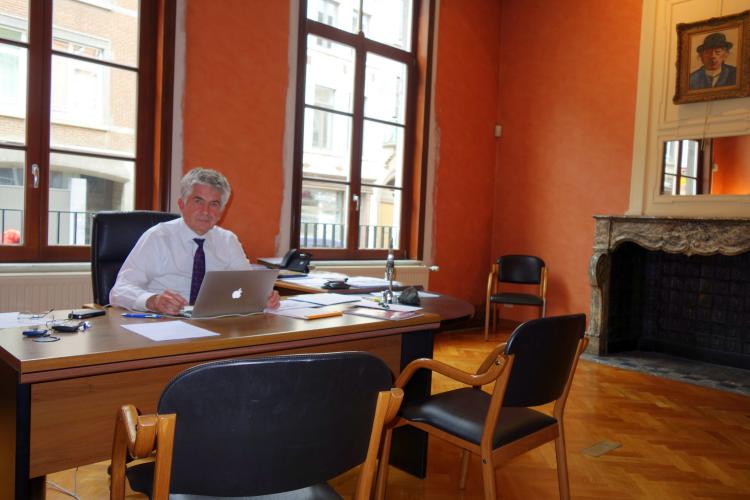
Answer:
top-left (355, 388), bottom-right (404, 500)
top-left (394, 355), bottom-right (508, 389)
top-left (475, 342), bottom-right (507, 376)
top-left (110, 405), bottom-right (176, 500)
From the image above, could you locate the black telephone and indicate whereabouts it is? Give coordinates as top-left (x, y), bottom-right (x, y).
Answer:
top-left (280, 249), bottom-right (312, 273)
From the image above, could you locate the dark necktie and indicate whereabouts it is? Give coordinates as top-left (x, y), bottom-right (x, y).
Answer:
top-left (189, 238), bottom-right (205, 305)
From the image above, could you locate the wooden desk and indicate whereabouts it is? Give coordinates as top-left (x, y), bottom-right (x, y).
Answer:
top-left (0, 309), bottom-right (440, 499)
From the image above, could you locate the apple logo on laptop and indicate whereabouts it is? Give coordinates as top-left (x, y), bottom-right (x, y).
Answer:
top-left (231, 288), bottom-right (243, 300)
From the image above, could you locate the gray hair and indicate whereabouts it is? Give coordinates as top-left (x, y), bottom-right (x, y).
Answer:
top-left (180, 167), bottom-right (232, 208)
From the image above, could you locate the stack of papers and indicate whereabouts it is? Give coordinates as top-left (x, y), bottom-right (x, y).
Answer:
top-left (344, 307), bottom-right (422, 321)
top-left (287, 293), bottom-right (360, 306)
top-left (268, 307), bottom-right (343, 320)
top-left (350, 300), bottom-right (422, 312)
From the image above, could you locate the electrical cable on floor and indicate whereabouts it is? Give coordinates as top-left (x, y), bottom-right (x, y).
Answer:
top-left (46, 467), bottom-right (80, 499)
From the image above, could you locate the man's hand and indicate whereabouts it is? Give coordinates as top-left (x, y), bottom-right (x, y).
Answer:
top-left (266, 290), bottom-right (281, 310)
top-left (146, 290), bottom-right (188, 315)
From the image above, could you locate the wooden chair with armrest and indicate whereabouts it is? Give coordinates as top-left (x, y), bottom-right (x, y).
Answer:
top-left (110, 351), bottom-right (403, 500)
top-left (376, 314), bottom-right (587, 500)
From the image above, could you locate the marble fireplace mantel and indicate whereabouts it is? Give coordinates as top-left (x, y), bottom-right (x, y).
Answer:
top-left (587, 215), bottom-right (750, 355)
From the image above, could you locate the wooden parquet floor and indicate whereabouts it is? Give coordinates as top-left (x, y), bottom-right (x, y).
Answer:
top-left (46, 327), bottom-right (750, 499)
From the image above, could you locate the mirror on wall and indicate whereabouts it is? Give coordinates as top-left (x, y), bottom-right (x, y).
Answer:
top-left (661, 135), bottom-right (750, 196)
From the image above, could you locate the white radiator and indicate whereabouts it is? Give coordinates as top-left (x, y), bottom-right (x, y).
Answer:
top-left (0, 273), bottom-right (93, 312)
top-left (311, 264), bottom-right (430, 289)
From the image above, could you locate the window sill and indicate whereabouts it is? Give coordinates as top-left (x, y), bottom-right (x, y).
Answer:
top-left (0, 262), bottom-right (90, 274)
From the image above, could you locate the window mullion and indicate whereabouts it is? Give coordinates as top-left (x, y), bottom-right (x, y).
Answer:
top-left (348, 37), bottom-right (367, 256)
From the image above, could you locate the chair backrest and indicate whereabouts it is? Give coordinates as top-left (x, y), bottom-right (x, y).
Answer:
top-left (497, 255), bottom-right (545, 284)
top-left (156, 351), bottom-right (392, 497)
top-left (90, 210), bottom-right (178, 305)
top-left (502, 314), bottom-right (586, 407)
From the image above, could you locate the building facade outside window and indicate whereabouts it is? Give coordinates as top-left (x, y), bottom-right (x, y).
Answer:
top-left (0, 0), bottom-right (168, 260)
top-left (293, 0), bottom-right (419, 259)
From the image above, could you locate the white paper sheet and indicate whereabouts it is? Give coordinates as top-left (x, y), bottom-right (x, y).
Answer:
top-left (350, 300), bottom-right (423, 312)
top-left (273, 299), bottom-right (321, 311)
top-left (268, 306), bottom-right (343, 320)
top-left (287, 293), bottom-right (361, 306)
top-left (0, 312), bottom-right (49, 330)
top-left (121, 320), bottom-right (220, 342)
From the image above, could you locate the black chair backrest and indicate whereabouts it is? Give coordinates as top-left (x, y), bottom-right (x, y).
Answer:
top-left (90, 210), bottom-right (179, 305)
top-left (502, 314), bottom-right (585, 407)
top-left (497, 255), bottom-right (545, 284)
top-left (157, 351), bottom-right (392, 497)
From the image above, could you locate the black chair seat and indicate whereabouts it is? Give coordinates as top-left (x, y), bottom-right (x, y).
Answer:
top-left (400, 387), bottom-right (556, 448)
top-left (127, 462), bottom-right (342, 499)
top-left (489, 292), bottom-right (544, 307)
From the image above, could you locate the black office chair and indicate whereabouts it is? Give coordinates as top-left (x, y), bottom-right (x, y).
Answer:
top-left (484, 254), bottom-right (547, 340)
top-left (90, 210), bottom-right (178, 306)
top-left (376, 314), bottom-right (587, 500)
top-left (111, 352), bottom-right (403, 500)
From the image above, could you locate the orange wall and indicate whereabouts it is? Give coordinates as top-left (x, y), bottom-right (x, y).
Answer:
top-left (493, 0), bottom-right (641, 320)
top-left (711, 135), bottom-right (750, 195)
top-left (182, 0), bottom-right (289, 262)
top-left (427, 0), bottom-right (503, 304)
top-left (180, 1), bottom-right (643, 317)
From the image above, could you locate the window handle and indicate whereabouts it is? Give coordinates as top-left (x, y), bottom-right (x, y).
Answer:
top-left (352, 194), bottom-right (359, 211)
top-left (31, 163), bottom-right (39, 189)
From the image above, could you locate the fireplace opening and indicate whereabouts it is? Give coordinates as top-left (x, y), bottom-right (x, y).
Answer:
top-left (607, 242), bottom-right (750, 369)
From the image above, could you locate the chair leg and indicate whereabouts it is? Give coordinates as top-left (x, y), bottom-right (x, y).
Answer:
top-left (459, 449), bottom-right (471, 490)
top-left (554, 431), bottom-right (571, 500)
top-left (374, 428), bottom-right (394, 500)
top-left (480, 455), bottom-right (497, 500)
top-left (484, 299), bottom-right (492, 341)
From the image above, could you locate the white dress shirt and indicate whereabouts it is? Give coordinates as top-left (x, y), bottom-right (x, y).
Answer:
top-left (109, 218), bottom-right (252, 311)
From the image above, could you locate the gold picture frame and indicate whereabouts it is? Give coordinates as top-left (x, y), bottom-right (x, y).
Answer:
top-left (673, 10), bottom-right (750, 104)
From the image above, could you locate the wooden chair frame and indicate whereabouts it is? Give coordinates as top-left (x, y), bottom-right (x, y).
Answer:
top-left (110, 389), bottom-right (403, 500)
top-left (484, 261), bottom-right (548, 341)
top-left (376, 337), bottom-right (587, 500)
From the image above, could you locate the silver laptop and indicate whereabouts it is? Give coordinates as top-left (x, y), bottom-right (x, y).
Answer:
top-left (182, 269), bottom-right (279, 318)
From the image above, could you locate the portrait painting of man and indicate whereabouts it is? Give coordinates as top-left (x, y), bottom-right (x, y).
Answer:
top-left (674, 11), bottom-right (750, 104)
top-left (689, 32), bottom-right (737, 90)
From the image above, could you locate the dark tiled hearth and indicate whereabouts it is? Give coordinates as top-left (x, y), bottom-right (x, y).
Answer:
top-left (582, 351), bottom-right (750, 397)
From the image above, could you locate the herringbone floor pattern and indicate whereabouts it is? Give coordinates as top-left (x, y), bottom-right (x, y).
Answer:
top-left (47, 327), bottom-right (750, 499)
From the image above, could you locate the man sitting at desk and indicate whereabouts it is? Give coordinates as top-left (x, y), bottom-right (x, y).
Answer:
top-left (110, 167), bottom-right (280, 315)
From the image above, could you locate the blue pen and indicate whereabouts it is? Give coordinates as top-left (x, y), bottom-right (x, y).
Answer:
top-left (121, 313), bottom-right (162, 319)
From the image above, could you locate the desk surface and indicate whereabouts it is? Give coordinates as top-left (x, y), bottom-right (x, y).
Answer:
top-left (274, 279), bottom-right (475, 323)
top-left (0, 308), bottom-right (440, 381)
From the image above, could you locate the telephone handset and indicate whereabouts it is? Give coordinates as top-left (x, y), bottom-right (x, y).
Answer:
top-left (280, 249), bottom-right (312, 274)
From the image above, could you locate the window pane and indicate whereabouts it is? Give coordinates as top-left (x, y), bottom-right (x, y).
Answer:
top-left (362, 0), bottom-right (413, 50)
top-left (663, 141), bottom-right (677, 175)
top-left (359, 186), bottom-right (400, 250)
top-left (300, 180), bottom-right (348, 249)
top-left (47, 152), bottom-right (134, 245)
top-left (307, 0), bottom-right (355, 34)
top-left (303, 107), bottom-right (352, 181)
top-left (0, 42), bottom-right (27, 145)
top-left (306, 35), bottom-right (354, 114)
top-left (365, 53), bottom-right (406, 124)
top-left (362, 120), bottom-right (404, 188)
top-left (662, 173), bottom-right (676, 195)
top-left (0, 148), bottom-right (24, 245)
top-left (50, 54), bottom-right (137, 156)
top-left (0, 1), bottom-right (29, 43)
top-left (680, 140), bottom-right (699, 178)
top-left (680, 177), bottom-right (697, 196)
top-left (52, 0), bottom-right (139, 68)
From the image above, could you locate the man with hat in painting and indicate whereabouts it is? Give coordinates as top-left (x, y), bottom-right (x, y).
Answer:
top-left (689, 32), bottom-right (737, 90)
